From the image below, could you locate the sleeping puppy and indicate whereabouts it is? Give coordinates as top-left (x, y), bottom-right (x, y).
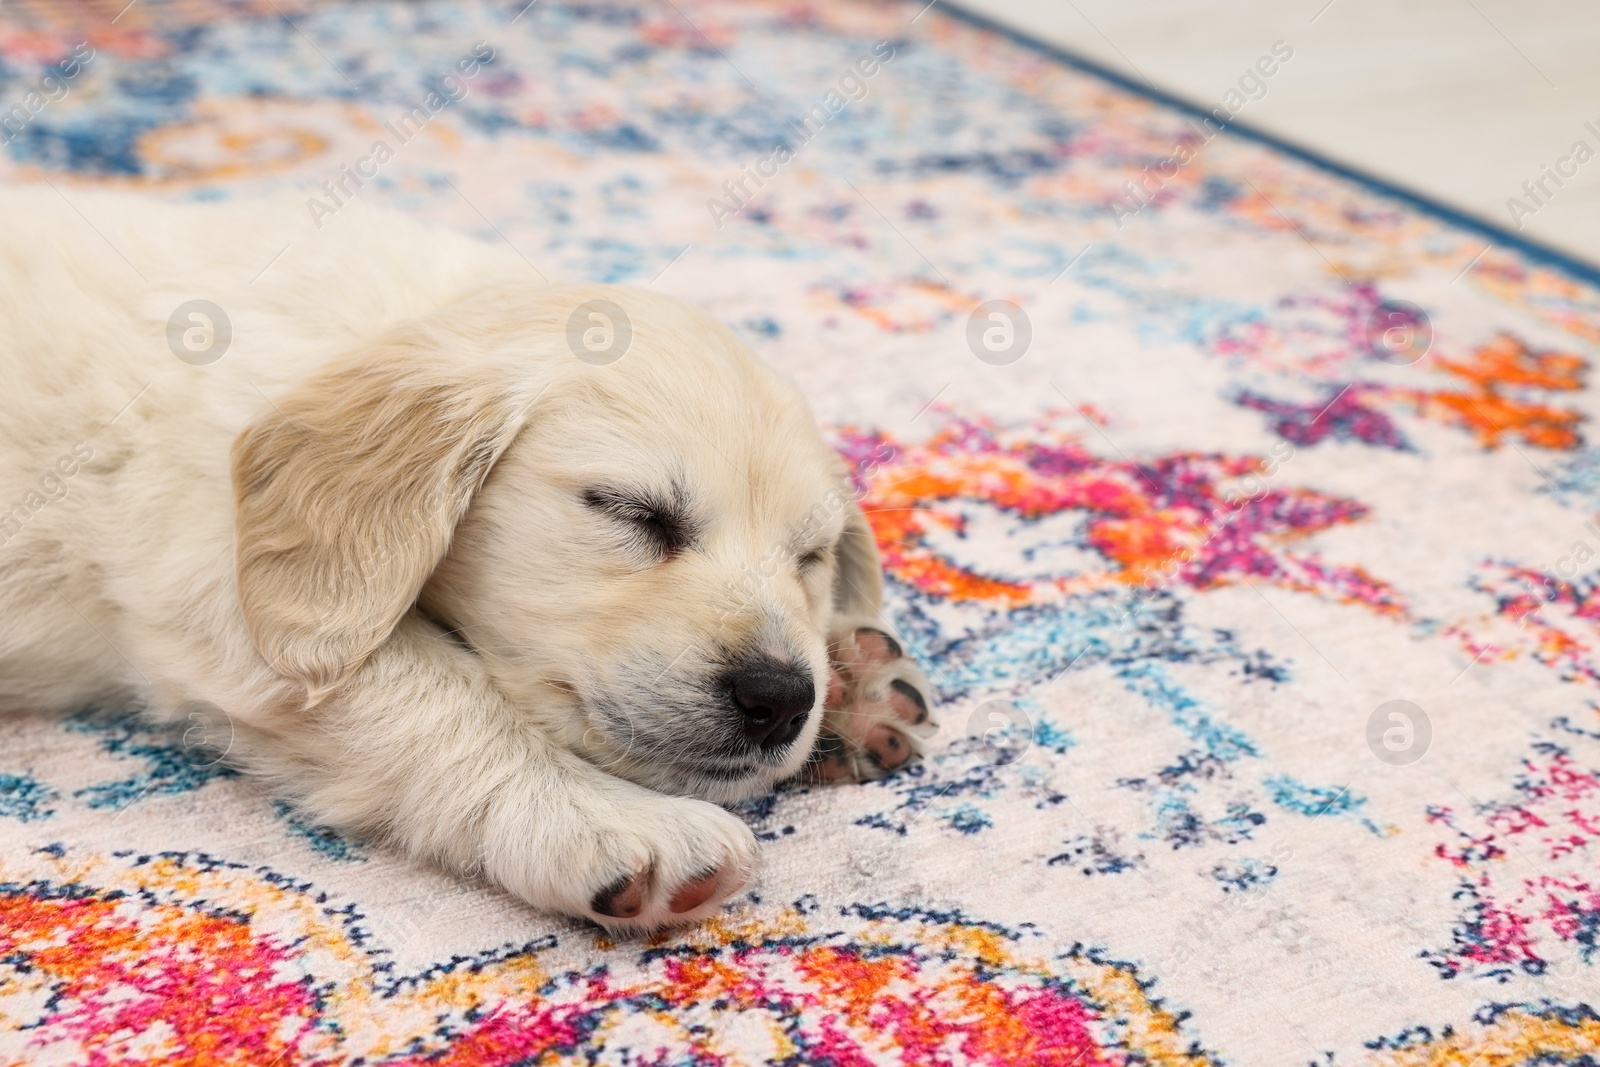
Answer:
top-left (0, 187), bottom-right (934, 931)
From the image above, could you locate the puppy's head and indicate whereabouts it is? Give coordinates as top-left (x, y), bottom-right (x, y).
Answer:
top-left (233, 283), bottom-right (882, 802)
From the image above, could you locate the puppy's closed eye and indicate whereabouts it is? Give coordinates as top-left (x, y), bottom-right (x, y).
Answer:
top-left (583, 486), bottom-right (696, 559)
top-left (798, 546), bottom-right (830, 571)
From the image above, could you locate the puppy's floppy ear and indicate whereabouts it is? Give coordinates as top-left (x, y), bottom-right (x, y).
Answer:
top-left (232, 342), bottom-right (540, 702)
top-left (832, 498), bottom-right (885, 618)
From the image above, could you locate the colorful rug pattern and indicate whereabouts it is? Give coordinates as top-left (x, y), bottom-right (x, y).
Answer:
top-left (2, 0), bottom-right (1599, 1062)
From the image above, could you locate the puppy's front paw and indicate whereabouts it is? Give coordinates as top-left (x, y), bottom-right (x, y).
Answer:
top-left (806, 621), bottom-right (937, 783)
top-left (582, 795), bottom-right (759, 933)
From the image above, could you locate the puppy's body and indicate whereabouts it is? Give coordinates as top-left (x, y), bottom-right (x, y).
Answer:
top-left (0, 189), bottom-right (931, 929)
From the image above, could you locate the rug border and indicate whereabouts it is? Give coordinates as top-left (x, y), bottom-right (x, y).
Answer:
top-left (933, 0), bottom-right (1600, 289)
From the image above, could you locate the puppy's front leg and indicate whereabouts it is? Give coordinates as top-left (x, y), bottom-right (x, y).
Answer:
top-left (269, 616), bottom-right (759, 931)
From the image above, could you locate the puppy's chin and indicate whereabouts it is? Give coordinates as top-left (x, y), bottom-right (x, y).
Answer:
top-left (661, 763), bottom-right (791, 805)
top-left (603, 748), bottom-right (805, 805)
top-left (580, 724), bottom-right (818, 805)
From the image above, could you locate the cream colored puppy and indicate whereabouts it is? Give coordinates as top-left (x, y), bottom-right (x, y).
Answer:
top-left (0, 188), bottom-right (934, 930)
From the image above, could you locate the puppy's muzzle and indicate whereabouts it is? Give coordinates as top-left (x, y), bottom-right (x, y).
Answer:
top-left (728, 659), bottom-right (814, 750)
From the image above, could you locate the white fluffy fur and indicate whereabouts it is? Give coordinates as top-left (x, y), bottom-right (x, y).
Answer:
top-left (0, 187), bottom-right (930, 931)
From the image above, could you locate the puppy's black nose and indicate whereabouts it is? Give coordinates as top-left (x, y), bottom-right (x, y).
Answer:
top-left (730, 663), bottom-right (815, 749)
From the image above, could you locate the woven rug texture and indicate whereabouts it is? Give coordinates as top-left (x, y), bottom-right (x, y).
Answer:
top-left (1, 0), bottom-right (1598, 1063)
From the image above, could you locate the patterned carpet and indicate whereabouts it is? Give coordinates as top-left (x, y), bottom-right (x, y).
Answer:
top-left (2, 0), bottom-right (1599, 1063)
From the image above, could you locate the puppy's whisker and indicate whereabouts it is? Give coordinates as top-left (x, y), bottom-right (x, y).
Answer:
top-left (444, 638), bottom-right (527, 673)
top-left (599, 733), bottom-right (679, 775)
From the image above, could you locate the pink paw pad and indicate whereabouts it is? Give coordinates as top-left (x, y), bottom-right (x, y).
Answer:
top-left (888, 678), bottom-right (928, 725)
top-left (852, 627), bottom-right (902, 662)
top-left (591, 871), bottom-right (646, 919)
top-left (668, 870), bottom-right (721, 914)
top-left (865, 723), bottom-right (911, 769)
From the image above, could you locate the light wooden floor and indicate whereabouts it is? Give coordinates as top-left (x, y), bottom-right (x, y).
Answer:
top-left (950, 0), bottom-right (1600, 266)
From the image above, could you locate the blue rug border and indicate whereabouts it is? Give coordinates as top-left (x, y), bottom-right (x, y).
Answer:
top-left (934, 0), bottom-right (1600, 291)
